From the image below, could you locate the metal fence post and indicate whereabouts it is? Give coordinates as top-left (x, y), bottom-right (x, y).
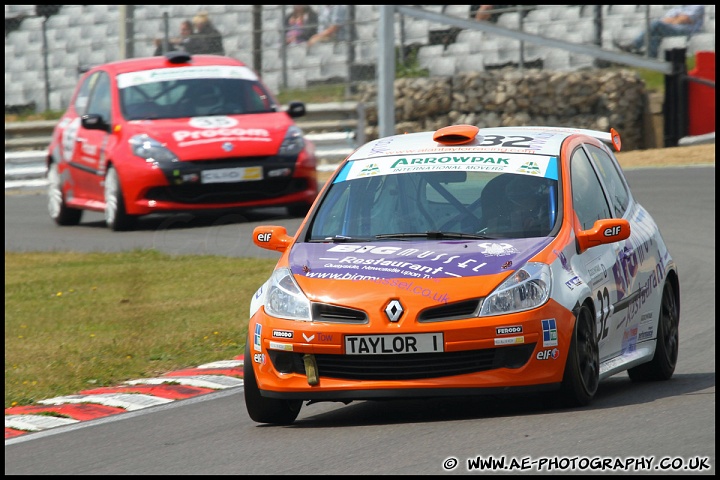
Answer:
top-left (253, 6), bottom-right (262, 74)
top-left (355, 102), bottom-right (366, 146)
top-left (41, 16), bottom-right (50, 111)
top-left (280, 5), bottom-right (288, 89)
top-left (378, 6), bottom-right (395, 138)
top-left (119, 5), bottom-right (135, 59)
top-left (160, 12), bottom-right (170, 55)
top-left (663, 48), bottom-right (689, 147)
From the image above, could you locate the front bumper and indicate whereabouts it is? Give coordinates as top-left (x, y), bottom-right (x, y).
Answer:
top-left (248, 299), bottom-right (575, 401)
top-left (119, 153), bottom-right (318, 215)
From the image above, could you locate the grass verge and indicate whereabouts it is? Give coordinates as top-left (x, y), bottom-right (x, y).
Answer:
top-left (4, 249), bottom-right (277, 408)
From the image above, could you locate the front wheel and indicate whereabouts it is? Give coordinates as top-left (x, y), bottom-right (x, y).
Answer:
top-left (559, 304), bottom-right (599, 407)
top-left (628, 281), bottom-right (679, 381)
top-left (243, 340), bottom-right (302, 425)
top-left (104, 166), bottom-right (136, 231)
top-left (47, 162), bottom-right (83, 226)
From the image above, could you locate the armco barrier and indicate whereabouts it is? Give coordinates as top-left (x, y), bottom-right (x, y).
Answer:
top-left (5, 102), bottom-right (364, 189)
top-left (4, 102), bottom-right (365, 151)
top-left (5, 133), bottom-right (349, 190)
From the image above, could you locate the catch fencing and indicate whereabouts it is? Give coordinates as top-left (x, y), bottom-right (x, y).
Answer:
top-left (6, 5), bottom-right (715, 115)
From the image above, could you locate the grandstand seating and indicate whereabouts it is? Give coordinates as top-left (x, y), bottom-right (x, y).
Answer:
top-left (4, 5), bottom-right (716, 112)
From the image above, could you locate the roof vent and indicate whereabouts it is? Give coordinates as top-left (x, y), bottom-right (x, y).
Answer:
top-left (166, 51), bottom-right (192, 64)
top-left (433, 125), bottom-right (479, 145)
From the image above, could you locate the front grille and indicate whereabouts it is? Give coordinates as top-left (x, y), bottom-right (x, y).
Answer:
top-left (418, 299), bottom-right (482, 322)
top-left (311, 303), bottom-right (368, 323)
top-left (269, 343), bottom-right (535, 380)
top-left (145, 178), bottom-right (309, 204)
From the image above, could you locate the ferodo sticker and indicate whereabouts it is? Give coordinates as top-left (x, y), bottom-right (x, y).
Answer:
top-left (272, 329), bottom-right (294, 339)
top-left (496, 326), bottom-right (523, 335)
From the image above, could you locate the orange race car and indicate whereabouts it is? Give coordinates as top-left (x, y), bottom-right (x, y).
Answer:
top-left (245, 124), bottom-right (680, 425)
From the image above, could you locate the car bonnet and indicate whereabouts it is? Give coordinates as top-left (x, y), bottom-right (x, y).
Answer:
top-left (288, 237), bottom-right (553, 282)
top-left (123, 113), bottom-right (294, 158)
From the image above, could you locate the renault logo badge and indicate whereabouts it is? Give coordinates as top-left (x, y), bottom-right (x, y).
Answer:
top-left (385, 299), bottom-right (403, 322)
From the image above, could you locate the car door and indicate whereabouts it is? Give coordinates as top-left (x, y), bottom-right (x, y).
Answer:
top-left (70, 71), bottom-right (113, 202)
top-left (584, 144), bottom-right (663, 360)
top-left (569, 145), bottom-right (627, 363)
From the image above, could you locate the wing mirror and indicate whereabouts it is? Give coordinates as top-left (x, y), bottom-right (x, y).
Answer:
top-left (286, 101), bottom-right (306, 118)
top-left (81, 114), bottom-right (111, 132)
top-left (576, 218), bottom-right (631, 254)
top-left (253, 225), bottom-right (294, 253)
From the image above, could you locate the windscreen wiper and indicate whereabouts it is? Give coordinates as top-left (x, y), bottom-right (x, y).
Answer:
top-left (375, 231), bottom-right (495, 240)
top-left (316, 235), bottom-right (374, 243)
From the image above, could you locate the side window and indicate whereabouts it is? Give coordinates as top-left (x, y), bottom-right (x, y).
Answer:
top-left (250, 82), bottom-right (273, 111)
top-left (585, 144), bottom-right (630, 218)
top-left (73, 72), bottom-right (98, 115)
top-left (86, 72), bottom-right (112, 124)
top-left (570, 148), bottom-right (612, 230)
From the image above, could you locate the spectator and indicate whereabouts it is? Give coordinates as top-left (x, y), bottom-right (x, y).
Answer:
top-left (285, 5), bottom-right (319, 45)
top-left (614, 5), bottom-right (705, 58)
top-left (471, 5), bottom-right (502, 23)
top-left (469, 5), bottom-right (531, 24)
top-left (154, 20), bottom-right (193, 56)
top-left (185, 11), bottom-right (225, 55)
top-left (307, 5), bottom-right (349, 47)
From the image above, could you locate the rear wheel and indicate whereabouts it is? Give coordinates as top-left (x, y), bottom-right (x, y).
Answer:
top-left (47, 162), bottom-right (83, 226)
top-left (559, 304), bottom-right (599, 407)
top-left (104, 166), bottom-right (136, 231)
top-left (243, 340), bottom-right (302, 425)
top-left (628, 281), bottom-right (679, 381)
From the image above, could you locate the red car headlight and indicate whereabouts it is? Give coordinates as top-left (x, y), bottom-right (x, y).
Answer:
top-left (129, 134), bottom-right (178, 163)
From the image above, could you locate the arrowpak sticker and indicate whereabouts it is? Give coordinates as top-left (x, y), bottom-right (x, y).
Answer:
top-left (334, 154), bottom-right (558, 183)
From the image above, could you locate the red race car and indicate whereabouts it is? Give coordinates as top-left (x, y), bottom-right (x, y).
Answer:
top-left (46, 51), bottom-right (318, 231)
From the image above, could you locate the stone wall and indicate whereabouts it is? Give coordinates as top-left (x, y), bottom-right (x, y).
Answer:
top-left (355, 68), bottom-right (652, 151)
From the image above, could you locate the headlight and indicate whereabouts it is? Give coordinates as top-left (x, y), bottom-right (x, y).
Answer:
top-left (278, 125), bottom-right (305, 156)
top-left (129, 134), bottom-right (178, 163)
top-left (479, 262), bottom-right (551, 316)
top-left (264, 267), bottom-right (312, 321)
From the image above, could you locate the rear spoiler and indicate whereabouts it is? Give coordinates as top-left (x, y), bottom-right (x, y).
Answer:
top-left (509, 126), bottom-right (622, 152)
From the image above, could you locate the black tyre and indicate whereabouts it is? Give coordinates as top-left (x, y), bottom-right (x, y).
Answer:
top-left (47, 162), bottom-right (83, 226)
top-left (104, 166), bottom-right (136, 231)
top-left (243, 340), bottom-right (302, 425)
top-left (628, 281), bottom-right (679, 381)
top-left (559, 304), bottom-right (599, 407)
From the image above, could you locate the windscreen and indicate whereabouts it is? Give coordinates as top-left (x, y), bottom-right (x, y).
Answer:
top-left (308, 155), bottom-right (560, 241)
top-left (117, 65), bottom-right (276, 120)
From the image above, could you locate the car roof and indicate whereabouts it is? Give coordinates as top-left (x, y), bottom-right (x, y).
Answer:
top-left (84, 53), bottom-right (249, 76)
top-left (347, 125), bottom-right (621, 161)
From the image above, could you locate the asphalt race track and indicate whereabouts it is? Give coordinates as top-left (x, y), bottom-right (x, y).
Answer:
top-left (4, 166), bottom-right (716, 475)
